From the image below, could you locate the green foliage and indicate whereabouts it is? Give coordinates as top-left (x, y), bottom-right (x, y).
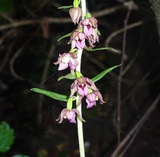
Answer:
top-left (0, 121), bottom-right (14, 153)
top-left (31, 88), bottom-right (68, 102)
top-left (12, 155), bottom-right (30, 157)
top-left (58, 5), bottom-right (73, 9)
top-left (92, 65), bottom-right (120, 83)
top-left (85, 47), bottom-right (119, 53)
top-left (58, 73), bottom-right (76, 81)
top-left (57, 33), bottom-right (71, 41)
top-left (0, 0), bottom-right (13, 13)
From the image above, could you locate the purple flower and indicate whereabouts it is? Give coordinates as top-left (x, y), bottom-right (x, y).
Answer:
top-left (78, 16), bottom-right (99, 47)
top-left (87, 28), bottom-right (99, 47)
top-left (70, 77), bottom-right (98, 97)
top-left (86, 91), bottom-right (105, 108)
top-left (56, 108), bottom-right (85, 123)
top-left (75, 32), bottom-right (86, 49)
top-left (69, 7), bottom-right (82, 24)
top-left (54, 52), bottom-right (78, 73)
top-left (69, 30), bottom-right (86, 49)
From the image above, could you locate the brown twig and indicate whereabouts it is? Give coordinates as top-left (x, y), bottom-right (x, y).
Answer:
top-left (0, 3), bottom-right (131, 32)
top-left (117, 9), bottom-right (131, 144)
top-left (111, 94), bottom-right (160, 157)
top-left (9, 28), bottom-right (40, 81)
top-left (105, 21), bottom-right (143, 46)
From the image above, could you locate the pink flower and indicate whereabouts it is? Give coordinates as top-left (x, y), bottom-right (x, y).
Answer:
top-left (78, 16), bottom-right (99, 47)
top-left (69, 7), bottom-right (82, 24)
top-left (56, 108), bottom-right (85, 123)
top-left (75, 32), bottom-right (86, 49)
top-left (54, 52), bottom-right (78, 73)
top-left (70, 77), bottom-right (98, 97)
top-left (86, 91), bottom-right (105, 108)
top-left (69, 30), bottom-right (86, 49)
top-left (87, 28), bottom-right (99, 47)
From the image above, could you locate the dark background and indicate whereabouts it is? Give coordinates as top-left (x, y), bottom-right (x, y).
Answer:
top-left (0, 0), bottom-right (160, 157)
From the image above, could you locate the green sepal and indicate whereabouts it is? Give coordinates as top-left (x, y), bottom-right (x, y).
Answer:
top-left (92, 65), bottom-right (120, 82)
top-left (0, 121), bottom-right (14, 153)
top-left (57, 32), bottom-right (71, 41)
top-left (85, 47), bottom-right (118, 53)
top-left (84, 12), bottom-right (92, 18)
top-left (73, 0), bottom-right (80, 7)
top-left (58, 73), bottom-right (76, 81)
top-left (31, 88), bottom-right (68, 102)
top-left (58, 5), bottom-right (73, 9)
top-left (75, 71), bottom-right (83, 78)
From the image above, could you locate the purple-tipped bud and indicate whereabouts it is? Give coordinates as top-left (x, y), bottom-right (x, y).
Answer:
top-left (69, 7), bottom-right (82, 24)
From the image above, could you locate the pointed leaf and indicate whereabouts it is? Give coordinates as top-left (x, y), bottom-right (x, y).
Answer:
top-left (85, 47), bottom-right (119, 53)
top-left (58, 73), bottom-right (76, 81)
top-left (31, 88), bottom-right (68, 102)
top-left (57, 32), bottom-right (71, 41)
top-left (92, 65), bottom-right (120, 82)
top-left (58, 5), bottom-right (73, 9)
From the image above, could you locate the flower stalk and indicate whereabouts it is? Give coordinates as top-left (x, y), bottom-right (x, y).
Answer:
top-left (75, 0), bottom-right (86, 156)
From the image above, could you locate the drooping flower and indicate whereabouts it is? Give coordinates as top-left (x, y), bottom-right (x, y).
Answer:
top-left (78, 16), bottom-right (99, 47)
top-left (56, 108), bottom-right (85, 123)
top-left (69, 7), bottom-right (82, 24)
top-left (70, 77), bottom-right (98, 97)
top-left (54, 52), bottom-right (78, 73)
top-left (69, 30), bottom-right (86, 49)
top-left (86, 90), bottom-right (105, 108)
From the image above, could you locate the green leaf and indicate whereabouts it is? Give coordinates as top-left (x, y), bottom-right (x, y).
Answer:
top-left (58, 5), bottom-right (73, 9)
top-left (85, 47), bottom-right (119, 53)
top-left (58, 73), bottom-right (76, 81)
top-left (57, 32), bottom-right (71, 41)
top-left (12, 155), bottom-right (30, 157)
top-left (0, 0), bottom-right (13, 13)
top-left (0, 121), bottom-right (14, 153)
top-left (31, 88), bottom-right (68, 102)
top-left (92, 65), bottom-right (120, 82)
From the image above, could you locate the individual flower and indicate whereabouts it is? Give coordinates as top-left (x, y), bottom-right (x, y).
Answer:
top-left (86, 91), bottom-right (105, 108)
top-left (70, 77), bottom-right (98, 97)
top-left (54, 52), bottom-right (78, 73)
top-left (69, 7), bottom-right (82, 24)
top-left (78, 16), bottom-right (99, 47)
top-left (69, 30), bottom-right (86, 49)
top-left (56, 108), bottom-right (85, 123)
top-left (87, 28), bottom-right (99, 47)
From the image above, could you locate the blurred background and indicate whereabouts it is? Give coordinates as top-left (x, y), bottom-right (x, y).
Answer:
top-left (0, 0), bottom-right (160, 157)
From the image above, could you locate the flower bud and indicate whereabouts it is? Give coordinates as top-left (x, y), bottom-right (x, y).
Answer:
top-left (69, 7), bottom-right (82, 24)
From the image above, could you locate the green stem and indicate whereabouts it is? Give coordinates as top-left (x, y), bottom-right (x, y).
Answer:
top-left (75, 0), bottom-right (86, 157)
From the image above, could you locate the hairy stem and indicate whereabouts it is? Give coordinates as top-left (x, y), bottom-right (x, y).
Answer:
top-left (75, 0), bottom-right (86, 157)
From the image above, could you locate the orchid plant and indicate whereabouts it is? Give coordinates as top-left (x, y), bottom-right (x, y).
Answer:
top-left (31, 0), bottom-right (119, 156)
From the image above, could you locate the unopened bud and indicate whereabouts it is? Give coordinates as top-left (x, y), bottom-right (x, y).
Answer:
top-left (69, 7), bottom-right (82, 24)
